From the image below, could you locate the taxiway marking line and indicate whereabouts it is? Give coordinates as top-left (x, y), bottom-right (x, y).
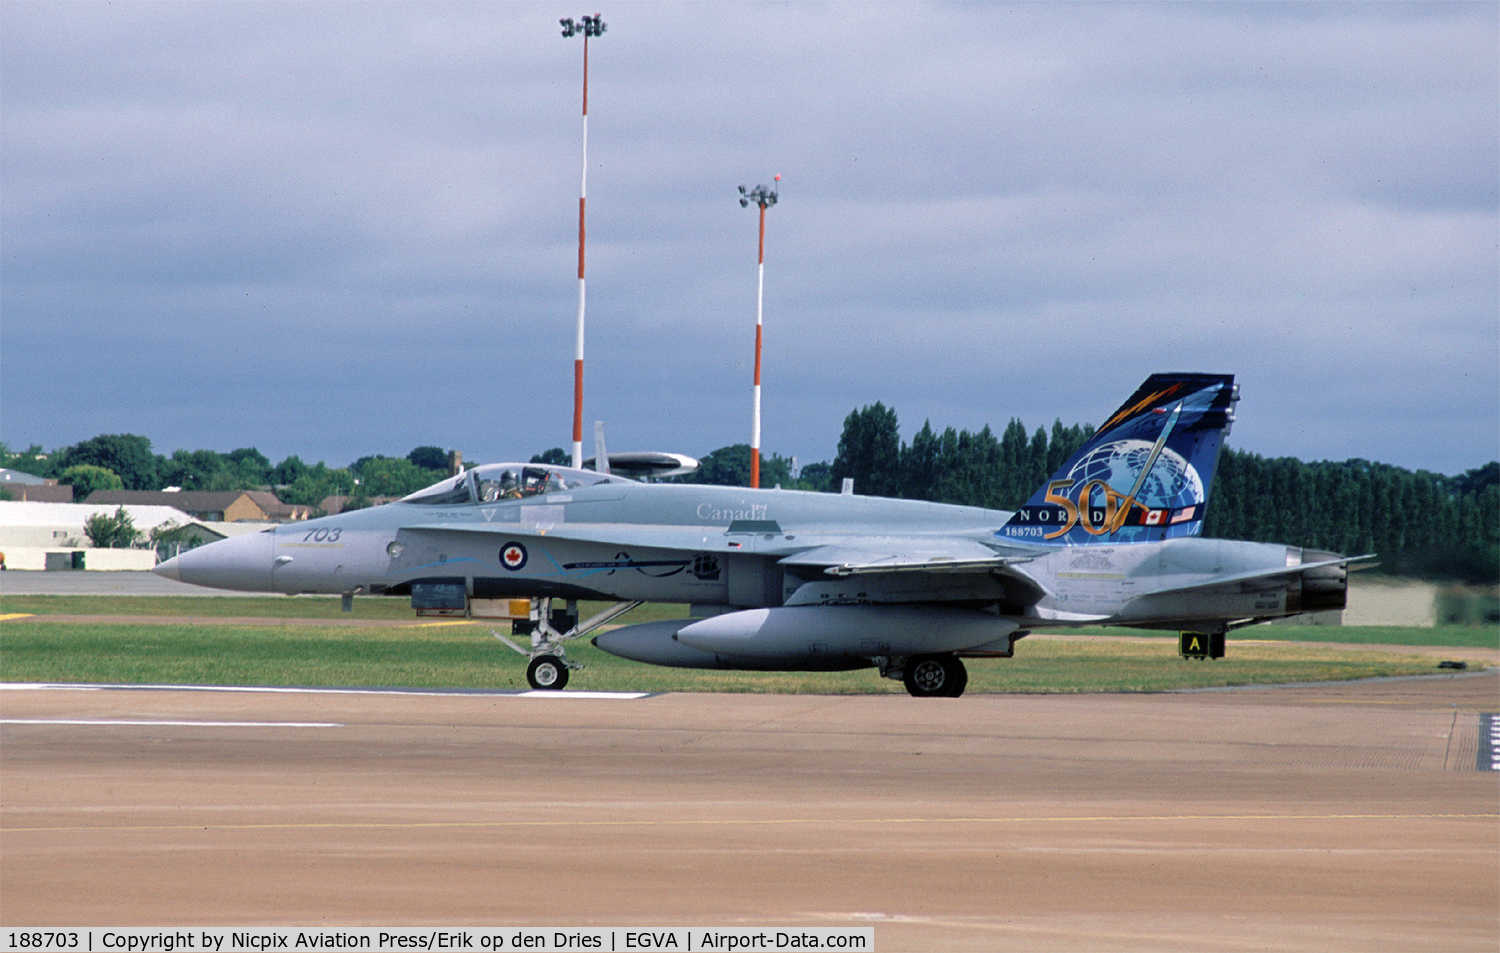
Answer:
top-left (0, 683), bottom-right (650, 699)
top-left (1, 719), bottom-right (342, 728)
top-left (1483, 712), bottom-right (1498, 771)
top-left (0, 613), bottom-right (35, 621)
top-left (4, 812), bottom-right (1495, 835)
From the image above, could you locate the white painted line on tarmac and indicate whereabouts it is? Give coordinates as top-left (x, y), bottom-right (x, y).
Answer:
top-left (515, 690), bottom-right (653, 699)
top-left (2, 718), bottom-right (343, 727)
top-left (0, 682), bottom-right (652, 699)
top-left (1482, 713), bottom-right (1498, 771)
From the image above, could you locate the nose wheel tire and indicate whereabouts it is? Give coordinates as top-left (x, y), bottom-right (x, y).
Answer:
top-left (526, 655), bottom-right (569, 691)
top-left (903, 654), bottom-right (967, 697)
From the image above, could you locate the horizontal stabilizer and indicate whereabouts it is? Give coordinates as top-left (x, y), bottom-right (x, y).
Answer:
top-left (1137, 554), bottom-right (1377, 598)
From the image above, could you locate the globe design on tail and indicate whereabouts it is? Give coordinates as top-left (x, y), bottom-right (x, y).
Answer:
top-left (1065, 439), bottom-right (1203, 510)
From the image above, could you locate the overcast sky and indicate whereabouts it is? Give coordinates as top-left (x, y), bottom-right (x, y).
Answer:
top-left (4, 1), bottom-right (1496, 479)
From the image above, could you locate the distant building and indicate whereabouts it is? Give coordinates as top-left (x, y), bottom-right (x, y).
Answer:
top-left (84, 489), bottom-right (312, 522)
top-left (0, 469), bottom-right (73, 503)
top-left (2, 484), bottom-right (74, 503)
top-left (0, 500), bottom-right (213, 570)
top-left (0, 500), bottom-right (190, 549)
top-left (318, 495), bottom-right (400, 515)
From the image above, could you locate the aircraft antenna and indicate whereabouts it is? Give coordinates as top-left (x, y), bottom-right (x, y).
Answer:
top-left (560, 14), bottom-right (607, 468)
top-left (738, 174), bottom-right (779, 488)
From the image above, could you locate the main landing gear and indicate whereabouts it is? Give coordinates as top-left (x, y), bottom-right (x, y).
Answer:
top-left (886, 653), bottom-right (968, 698)
top-left (493, 597), bottom-right (641, 690)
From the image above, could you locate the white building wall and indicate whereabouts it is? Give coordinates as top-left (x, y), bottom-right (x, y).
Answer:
top-left (0, 501), bottom-right (192, 570)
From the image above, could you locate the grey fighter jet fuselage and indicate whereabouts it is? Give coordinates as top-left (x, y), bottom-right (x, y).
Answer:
top-left (154, 374), bottom-right (1368, 696)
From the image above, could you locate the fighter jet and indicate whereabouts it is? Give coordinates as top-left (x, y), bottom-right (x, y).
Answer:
top-left (154, 373), bottom-right (1368, 696)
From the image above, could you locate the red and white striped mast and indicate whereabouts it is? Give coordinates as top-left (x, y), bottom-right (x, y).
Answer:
top-left (560, 14), bottom-right (606, 469)
top-left (738, 175), bottom-right (779, 488)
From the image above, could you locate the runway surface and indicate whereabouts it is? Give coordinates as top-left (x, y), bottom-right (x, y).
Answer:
top-left (2, 672), bottom-right (1496, 952)
top-left (0, 569), bottom-right (242, 597)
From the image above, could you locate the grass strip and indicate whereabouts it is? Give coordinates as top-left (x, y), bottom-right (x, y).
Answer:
top-left (6, 595), bottom-right (1495, 649)
top-left (0, 613), bottom-right (1468, 694)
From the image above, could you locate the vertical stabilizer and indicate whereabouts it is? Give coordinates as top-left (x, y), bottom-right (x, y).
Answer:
top-left (997, 373), bottom-right (1238, 546)
top-left (593, 421), bottom-right (611, 475)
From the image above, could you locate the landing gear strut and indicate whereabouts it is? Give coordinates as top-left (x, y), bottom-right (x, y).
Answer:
top-left (493, 597), bottom-right (642, 690)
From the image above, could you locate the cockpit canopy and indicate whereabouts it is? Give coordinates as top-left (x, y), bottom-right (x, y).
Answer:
top-left (400, 463), bottom-right (631, 506)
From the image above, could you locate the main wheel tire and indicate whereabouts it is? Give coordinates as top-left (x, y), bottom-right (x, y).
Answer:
top-left (947, 661), bottom-right (968, 698)
top-left (526, 654), bottom-right (569, 690)
top-left (903, 654), bottom-right (965, 697)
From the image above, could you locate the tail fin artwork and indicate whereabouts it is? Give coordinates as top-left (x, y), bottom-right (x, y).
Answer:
top-left (998, 373), bottom-right (1239, 546)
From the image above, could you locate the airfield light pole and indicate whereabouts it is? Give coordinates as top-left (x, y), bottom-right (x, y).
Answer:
top-left (739, 175), bottom-right (778, 488)
top-left (561, 14), bottom-right (606, 469)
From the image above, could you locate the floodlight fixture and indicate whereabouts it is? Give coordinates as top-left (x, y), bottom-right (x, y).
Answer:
top-left (739, 183), bottom-right (779, 210)
top-left (560, 15), bottom-right (607, 38)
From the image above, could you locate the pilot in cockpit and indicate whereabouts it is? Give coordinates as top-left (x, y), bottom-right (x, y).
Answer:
top-left (476, 469), bottom-right (520, 502)
top-left (474, 467), bottom-right (559, 503)
top-left (520, 467), bottom-right (554, 497)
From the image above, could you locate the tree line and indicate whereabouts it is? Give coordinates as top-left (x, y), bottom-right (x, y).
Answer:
top-left (1207, 454), bottom-right (1499, 581)
top-left (5, 415), bottom-right (1497, 583)
top-left (1, 435), bottom-right (455, 510)
top-left (814, 403), bottom-right (1498, 584)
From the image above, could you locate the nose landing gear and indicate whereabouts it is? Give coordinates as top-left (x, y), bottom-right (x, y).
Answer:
top-left (525, 654), bottom-right (570, 690)
top-left (492, 597), bottom-right (643, 690)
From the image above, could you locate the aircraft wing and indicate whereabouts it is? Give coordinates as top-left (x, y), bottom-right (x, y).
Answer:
top-left (775, 539), bottom-right (1052, 607)
top-left (778, 543), bottom-right (1038, 576)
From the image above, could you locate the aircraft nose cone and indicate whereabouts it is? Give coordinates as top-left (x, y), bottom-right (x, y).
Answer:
top-left (152, 555), bottom-right (183, 582)
top-left (152, 530), bottom-right (276, 592)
